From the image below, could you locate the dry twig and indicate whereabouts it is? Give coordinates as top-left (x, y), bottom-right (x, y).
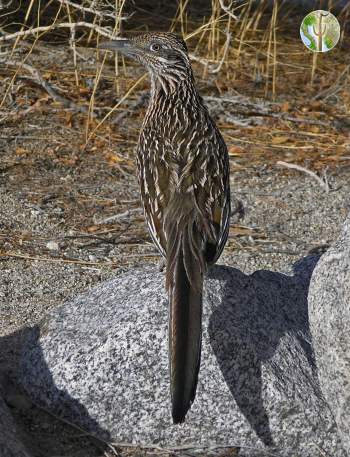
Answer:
top-left (0, 251), bottom-right (158, 265)
top-left (218, 0), bottom-right (238, 21)
top-left (0, 22), bottom-right (115, 43)
top-left (0, 58), bottom-right (88, 113)
top-left (277, 161), bottom-right (330, 193)
top-left (211, 29), bottom-right (232, 74)
top-left (95, 208), bottom-right (142, 225)
top-left (204, 95), bottom-right (331, 127)
top-left (54, 0), bottom-right (128, 20)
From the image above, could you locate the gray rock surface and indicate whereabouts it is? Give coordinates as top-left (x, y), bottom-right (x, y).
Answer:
top-left (309, 213), bottom-right (350, 454)
top-left (19, 255), bottom-right (347, 457)
top-left (0, 392), bottom-right (30, 457)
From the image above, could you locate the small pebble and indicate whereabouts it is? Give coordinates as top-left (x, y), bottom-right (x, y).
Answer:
top-left (46, 241), bottom-right (59, 251)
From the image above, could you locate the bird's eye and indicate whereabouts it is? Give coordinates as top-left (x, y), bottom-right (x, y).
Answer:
top-left (150, 43), bottom-right (161, 52)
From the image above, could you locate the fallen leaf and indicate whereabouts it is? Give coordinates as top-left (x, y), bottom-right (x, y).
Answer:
top-left (271, 136), bottom-right (289, 144)
top-left (280, 101), bottom-right (290, 112)
top-left (87, 225), bottom-right (99, 233)
top-left (15, 147), bottom-right (27, 155)
top-left (228, 145), bottom-right (244, 155)
top-left (65, 112), bottom-right (73, 128)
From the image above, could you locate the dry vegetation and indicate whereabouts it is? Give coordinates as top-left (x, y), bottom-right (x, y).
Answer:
top-left (0, 1), bottom-right (349, 456)
top-left (0, 0), bottom-right (349, 270)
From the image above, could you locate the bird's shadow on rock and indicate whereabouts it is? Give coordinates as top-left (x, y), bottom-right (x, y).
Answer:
top-left (0, 325), bottom-right (110, 455)
top-left (207, 255), bottom-right (321, 447)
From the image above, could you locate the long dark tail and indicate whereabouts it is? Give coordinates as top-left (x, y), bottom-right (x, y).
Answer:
top-left (165, 218), bottom-right (204, 424)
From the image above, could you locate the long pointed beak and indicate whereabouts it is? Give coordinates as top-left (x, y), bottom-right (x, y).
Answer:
top-left (98, 38), bottom-right (132, 53)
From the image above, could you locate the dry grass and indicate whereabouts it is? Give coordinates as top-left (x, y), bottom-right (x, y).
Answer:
top-left (0, 1), bottom-right (349, 137)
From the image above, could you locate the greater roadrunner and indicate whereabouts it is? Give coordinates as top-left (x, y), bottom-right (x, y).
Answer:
top-left (100, 33), bottom-right (230, 423)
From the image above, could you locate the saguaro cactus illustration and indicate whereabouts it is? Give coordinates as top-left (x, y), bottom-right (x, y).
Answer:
top-left (313, 11), bottom-right (329, 52)
top-left (300, 10), bottom-right (340, 52)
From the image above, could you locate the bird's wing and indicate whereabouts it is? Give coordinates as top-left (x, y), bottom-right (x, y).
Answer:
top-left (137, 122), bottom-right (230, 263)
top-left (137, 136), bottom-right (171, 258)
top-left (191, 125), bottom-right (231, 264)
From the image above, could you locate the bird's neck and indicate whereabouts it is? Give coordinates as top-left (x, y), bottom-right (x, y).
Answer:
top-left (149, 69), bottom-right (201, 106)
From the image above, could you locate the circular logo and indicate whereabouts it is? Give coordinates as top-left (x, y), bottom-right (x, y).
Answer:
top-left (300, 10), bottom-right (340, 52)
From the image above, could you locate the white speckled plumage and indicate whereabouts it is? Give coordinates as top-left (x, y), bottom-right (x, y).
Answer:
top-left (100, 32), bottom-right (230, 423)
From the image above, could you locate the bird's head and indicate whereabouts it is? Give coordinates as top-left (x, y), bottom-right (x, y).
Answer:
top-left (99, 32), bottom-right (192, 92)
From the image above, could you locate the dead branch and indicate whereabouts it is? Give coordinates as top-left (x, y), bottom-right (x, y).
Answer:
top-left (95, 208), bottom-right (142, 225)
top-left (0, 58), bottom-right (88, 113)
top-left (218, 0), bottom-right (238, 20)
top-left (277, 161), bottom-right (330, 193)
top-left (0, 22), bottom-right (115, 43)
top-left (205, 95), bottom-right (275, 112)
top-left (204, 95), bottom-right (331, 127)
top-left (211, 30), bottom-right (232, 74)
top-left (0, 251), bottom-right (158, 265)
top-left (0, 103), bottom-right (48, 126)
top-left (269, 113), bottom-right (330, 127)
top-left (188, 52), bottom-right (211, 67)
top-left (54, 0), bottom-right (128, 20)
top-left (0, 251), bottom-right (119, 266)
